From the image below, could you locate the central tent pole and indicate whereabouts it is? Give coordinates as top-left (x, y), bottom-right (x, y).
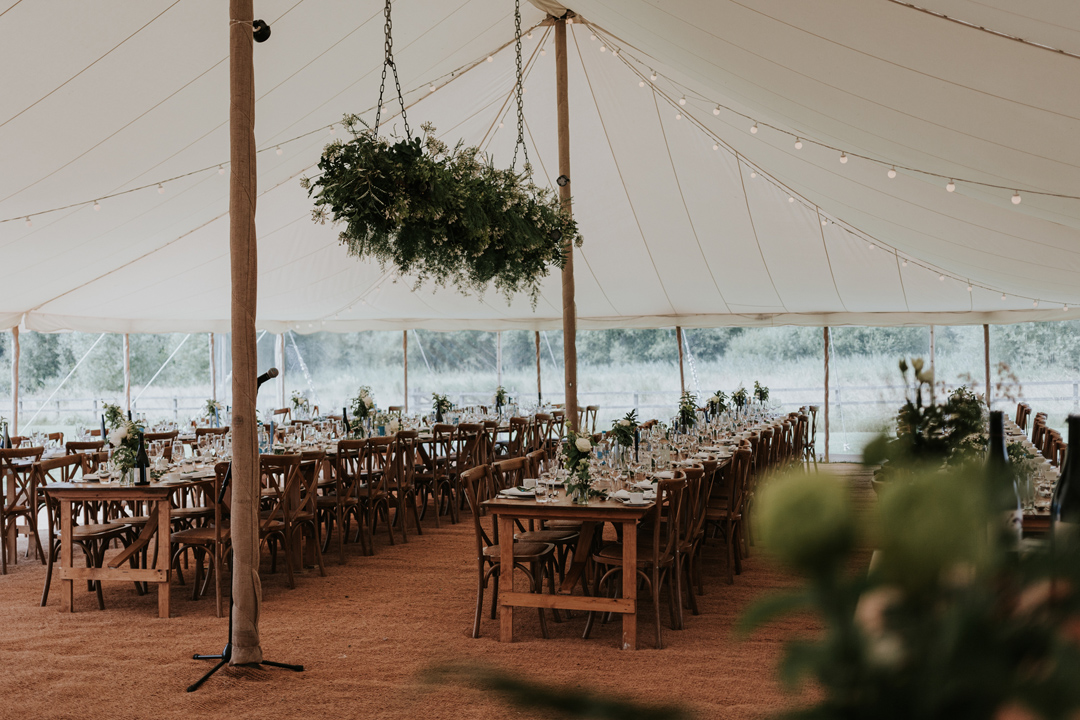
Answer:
top-left (209, 333), bottom-right (217, 402)
top-left (676, 326), bottom-right (685, 395)
top-left (274, 333), bottom-right (285, 409)
top-left (496, 331), bottom-right (503, 388)
top-left (535, 330), bottom-right (542, 404)
top-left (403, 330), bottom-right (408, 414)
top-left (555, 15), bottom-right (579, 432)
top-left (984, 324), bottom-right (991, 408)
top-left (229, 0), bottom-right (262, 665)
top-left (11, 327), bottom-right (19, 435)
top-left (123, 334), bottom-right (131, 415)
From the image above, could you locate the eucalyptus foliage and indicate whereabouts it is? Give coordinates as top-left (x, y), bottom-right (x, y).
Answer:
top-left (306, 117), bottom-right (581, 305)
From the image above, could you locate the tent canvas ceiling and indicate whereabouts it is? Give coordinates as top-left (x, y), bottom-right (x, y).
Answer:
top-left (2, 0), bottom-right (1079, 334)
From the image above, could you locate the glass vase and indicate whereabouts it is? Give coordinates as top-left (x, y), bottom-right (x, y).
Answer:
top-left (571, 482), bottom-right (591, 505)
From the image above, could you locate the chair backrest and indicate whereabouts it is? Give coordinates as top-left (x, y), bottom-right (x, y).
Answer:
top-left (335, 439), bottom-right (368, 501)
top-left (454, 424), bottom-right (484, 473)
top-left (258, 453), bottom-right (303, 527)
top-left (461, 464), bottom-right (498, 557)
top-left (9, 436), bottom-right (28, 448)
top-left (492, 456), bottom-right (531, 491)
top-left (298, 449), bottom-right (327, 513)
top-left (525, 448), bottom-right (548, 477)
top-left (532, 414), bottom-right (553, 454)
top-left (144, 430), bottom-right (179, 443)
top-left (650, 473), bottom-right (687, 565)
top-left (195, 426), bottom-right (229, 438)
top-left (0, 446), bottom-right (44, 482)
top-left (480, 421), bottom-right (499, 465)
top-left (66, 440), bottom-right (106, 456)
top-left (508, 417), bottom-right (530, 458)
top-left (585, 406), bottom-right (599, 434)
top-left (272, 407), bottom-right (291, 421)
top-left (364, 436), bottom-right (395, 496)
top-left (392, 430), bottom-right (419, 491)
top-left (680, 464), bottom-right (706, 546)
top-left (387, 406), bottom-right (404, 415)
top-left (211, 461), bottom-right (233, 543)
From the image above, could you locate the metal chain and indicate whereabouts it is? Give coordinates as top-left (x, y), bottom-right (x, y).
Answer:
top-left (511, 0), bottom-right (529, 171)
top-left (374, 0), bottom-right (411, 139)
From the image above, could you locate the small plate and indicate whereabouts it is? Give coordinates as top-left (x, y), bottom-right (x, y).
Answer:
top-left (619, 498), bottom-right (651, 506)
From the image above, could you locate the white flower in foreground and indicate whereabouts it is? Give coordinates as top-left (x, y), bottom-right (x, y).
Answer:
top-left (388, 419), bottom-right (400, 434)
top-left (575, 437), bottom-right (592, 453)
top-left (618, 418), bottom-right (631, 427)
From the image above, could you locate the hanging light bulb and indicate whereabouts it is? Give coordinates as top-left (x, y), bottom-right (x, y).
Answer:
top-left (639, 80), bottom-right (645, 87)
top-left (713, 106), bottom-right (720, 116)
top-left (498, 121), bottom-right (504, 129)
top-left (902, 259), bottom-right (908, 267)
top-left (540, 47), bottom-right (546, 56)
top-left (939, 274), bottom-right (946, 281)
top-left (887, 166), bottom-right (896, 179)
top-left (328, 125), bottom-right (336, 135)
top-left (612, 49), bottom-right (619, 57)
top-left (868, 243), bottom-right (875, 250)
top-left (750, 122), bottom-right (758, 133)
top-left (1001, 293), bottom-right (1007, 301)
top-left (25, 217), bottom-right (32, 228)
top-left (946, 179), bottom-right (956, 192)
top-left (794, 138), bottom-right (803, 150)
top-left (218, 164), bottom-right (225, 175)
top-left (275, 146), bottom-right (283, 156)
top-left (567, 17), bottom-right (573, 24)
top-left (527, 31), bottom-right (532, 39)
top-left (967, 284), bottom-right (973, 292)
top-left (1065, 305), bottom-right (1070, 312)
top-left (650, 71), bottom-right (657, 81)
top-left (839, 152), bottom-right (848, 164)
top-left (678, 96), bottom-right (686, 106)
top-left (157, 183), bottom-right (165, 194)
top-left (821, 218), bottom-right (828, 226)
top-left (675, 112), bottom-right (682, 120)
top-left (487, 55), bottom-right (494, 62)
top-left (712, 143), bottom-right (719, 150)
top-left (590, 33), bottom-right (596, 40)
top-left (1033, 300), bottom-right (1039, 308)
top-left (749, 171), bottom-right (757, 178)
top-left (429, 84), bottom-right (436, 93)
top-left (788, 196), bottom-right (795, 203)
top-left (600, 45), bottom-right (606, 52)
top-left (1012, 191), bottom-right (1022, 205)
top-left (93, 200), bottom-right (101, 211)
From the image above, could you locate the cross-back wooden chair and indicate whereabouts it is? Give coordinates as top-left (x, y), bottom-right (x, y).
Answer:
top-left (679, 461), bottom-right (715, 615)
top-left (1, 446), bottom-right (46, 573)
top-left (170, 461), bottom-right (232, 616)
top-left (386, 431), bottom-right (423, 542)
top-left (322, 439), bottom-right (368, 561)
top-left (258, 453), bottom-right (305, 588)
top-left (361, 436), bottom-right (397, 550)
top-left (460, 464), bottom-right (555, 639)
top-left (706, 446), bottom-right (752, 583)
top-left (584, 473), bottom-right (688, 649)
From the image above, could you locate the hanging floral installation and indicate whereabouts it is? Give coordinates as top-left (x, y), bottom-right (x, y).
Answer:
top-left (304, 0), bottom-right (579, 307)
top-left (305, 118), bottom-right (579, 306)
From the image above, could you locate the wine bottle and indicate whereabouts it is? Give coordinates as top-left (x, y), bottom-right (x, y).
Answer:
top-left (100, 414), bottom-right (108, 442)
top-left (988, 410), bottom-right (1022, 546)
top-left (135, 431), bottom-right (149, 485)
top-left (342, 406), bottom-right (350, 436)
top-left (1051, 415), bottom-right (1080, 541)
top-left (2, 421), bottom-right (10, 449)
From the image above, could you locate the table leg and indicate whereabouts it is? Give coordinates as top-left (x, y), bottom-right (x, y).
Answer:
top-left (498, 513), bottom-right (515, 643)
top-left (559, 520), bottom-right (596, 594)
top-left (156, 498), bottom-right (170, 618)
top-left (621, 519), bottom-right (637, 650)
top-left (4, 478), bottom-right (16, 565)
top-left (60, 499), bottom-right (73, 613)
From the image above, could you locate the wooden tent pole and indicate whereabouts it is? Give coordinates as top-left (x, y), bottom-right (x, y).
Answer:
top-left (11, 327), bottom-right (19, 435)
top-left (535, 330), bottom-right (542, 404)
top-left (824, 326), bottom-right (830, 464)
top-left (228, 0), bottom-right (262, 665)
top-left (676, 326), bottom-right (685, 395)
top-left (984, 324), bottom-right (991, 407)
top-left (496, 331), bottom-right (503, 389)
top-left (209, 333), bottom-right (217, 402)
top-left (555, 16), bottom-right (578, 433)
top-left (403, 330), bottom-right (408, 414)
top-left (123, 334), bottom-right (131, 415)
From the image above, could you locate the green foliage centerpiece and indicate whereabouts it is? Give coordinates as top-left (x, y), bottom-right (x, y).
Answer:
top-left (305, 117), bottom-right (582, 306)
top-left (290, 390), bottom-right (310, 419)
top-left (102, 401), bottom-right (125, 430)
top-left (754, 380), bottom-right (770, 406)
top-left (493, 386), bottom-right (509, 414)
top-left (432, 393), bottom-right (452, 423)
top-left (677, 391), bottom-right (697, 432)
top-left (203, 398), bottom-right (223, 426)
top-left (107, 418), bottom-right (144, 480)
top-left (349, 386), bottom-right (375, 436)
top-left (562, 425), bottom-right (598, 505)
top-left (609, 409), bottom-right (637, 448)
top-left (706, 390), bottom-right (727, 415)
top-left (731, 386), bottom-right (749, 415)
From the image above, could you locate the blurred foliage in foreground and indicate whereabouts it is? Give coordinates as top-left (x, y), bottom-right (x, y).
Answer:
top-left (745, 463), bottom-right (1080, 720)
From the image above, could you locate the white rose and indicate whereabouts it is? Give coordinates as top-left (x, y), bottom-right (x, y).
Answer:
top-left (108, 426), bottom-right (128, 447)
top-left (389, 419), bottom-right (400, 434)
top-left (575, 437), bottom-right (592, 453)
top-left (619, 419), bottom-right (631, 427)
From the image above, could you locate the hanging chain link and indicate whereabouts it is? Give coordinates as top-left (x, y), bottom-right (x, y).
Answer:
top-left (511, 0), bottom-right (529, 171)
top-left (374, 0), bottom-right (411, 139)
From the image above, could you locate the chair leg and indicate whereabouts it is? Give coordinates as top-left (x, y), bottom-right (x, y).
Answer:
top-left (473, 561), bottom-right (487, 639)
top-left (685, 554), bottom-right (700, 616)
top-left (653, 566), bottom-right (663, 649)
top-left (531, 561), bottom-right (548, 639)
top-left (409, 492), bottom-right (423, 537)
top-left (40, 542), bottom-right (55, 606)
top-left (490, 572), bottom-right (499, 620)
top-left (91, 543), bottom-right (106, 610)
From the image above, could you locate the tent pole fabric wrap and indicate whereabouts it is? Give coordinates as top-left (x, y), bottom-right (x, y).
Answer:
top-left (403, 330), bottom-right (408, 414)
top-left (123, 334), bottom-right (131, 414)
top-left (555, 15), bottom-right (579, 433)
top-left (984, 324), bottom-right (992, 406)
top-left (823, 326), bottom-right (830, 464)
top-left (535, 330), bottom-right (542, 404)
top-left (228, 0), bottom-right (262, 667)
top-left (676, 326), bottom-right (686, 395)
top-left (11, 328), bottom-right (19, 436)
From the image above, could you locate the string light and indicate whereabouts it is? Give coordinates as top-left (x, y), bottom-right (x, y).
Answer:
top-left (328, 125), bottom-right (336, 135)
top-left (678, 96), bottom-right (686, 106)
top-left (526, 31), bottom-right (532, 39)
top-left (650, 71), bottom-right (657, 81)
top-left (590, 33), bottom-right (596, 40)
top-left (749, 171), bottom-right (757, 178)
top-left (1012, 191), bottom-right (1022, 204)
top-left (429, 84), bottom-right (436, 92)
top-left (868, 243), bottom-right (876, 250)
top-left (946, 179), bottom-right (956, 192)
top-left (540, 47), bottom-right (546, 56)
top-left (567, 17), bottom-right (573, 24)
top-left (750, 122), bottom-right (758, 133)
top-left (157, 184), bottom-right (165, 194)
top-left (25, 217), bottom-right (32, 228)
top-left (939, 274), bottom-right (945, 281)
top-left (712, 143), bottom-right (719, 150)
top-left (967, 284), bottom-right (973, 292)
top-left (902, 259), bottom-right (908, 267)
top-left (713, 106), bottom-right (720, 116)
top-left (1065, 305), bottom-right (1070, 311)
top-left (675, 112), bottom-right (682, 120)
top-left (487, 55), bottom-right (494, 62)
top-left (887, 166), bottom-right (897, 179)
top-left (821, 218), bottom-right (828, 226)
top-left (600, 45), bottom-right (606, 52)
top-left (1002, 293), bottom-right (1007, 301)
top-left (839, 152), bottom-right (848, 164)
top-left (639, 80), bottom-right (645, 87)
top-left (498, 121), bottom-right (504, 129)
top-left (612, 49), bottom-right (619, 57)
top-left (275, 146), bottom-right (283, 156)
top-left (93, 200), bottom-right (100, 211)
top-left (794, 138), bottom-right (803, 150)
top-left (788, 196), bottom-right (795, 203)
top-left (218, 165), bottom-right (225, 175)
top-left (1033, 300), bottom-right (1039, 308)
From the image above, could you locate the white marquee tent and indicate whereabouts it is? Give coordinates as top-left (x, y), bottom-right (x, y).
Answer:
top-left (2, 0), bottom-right (1079, 334)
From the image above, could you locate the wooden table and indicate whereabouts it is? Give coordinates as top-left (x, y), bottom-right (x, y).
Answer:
top-left (483, 495), bottom-right (654, 650)
top-left (44, 483), bottom-right (174, 618)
